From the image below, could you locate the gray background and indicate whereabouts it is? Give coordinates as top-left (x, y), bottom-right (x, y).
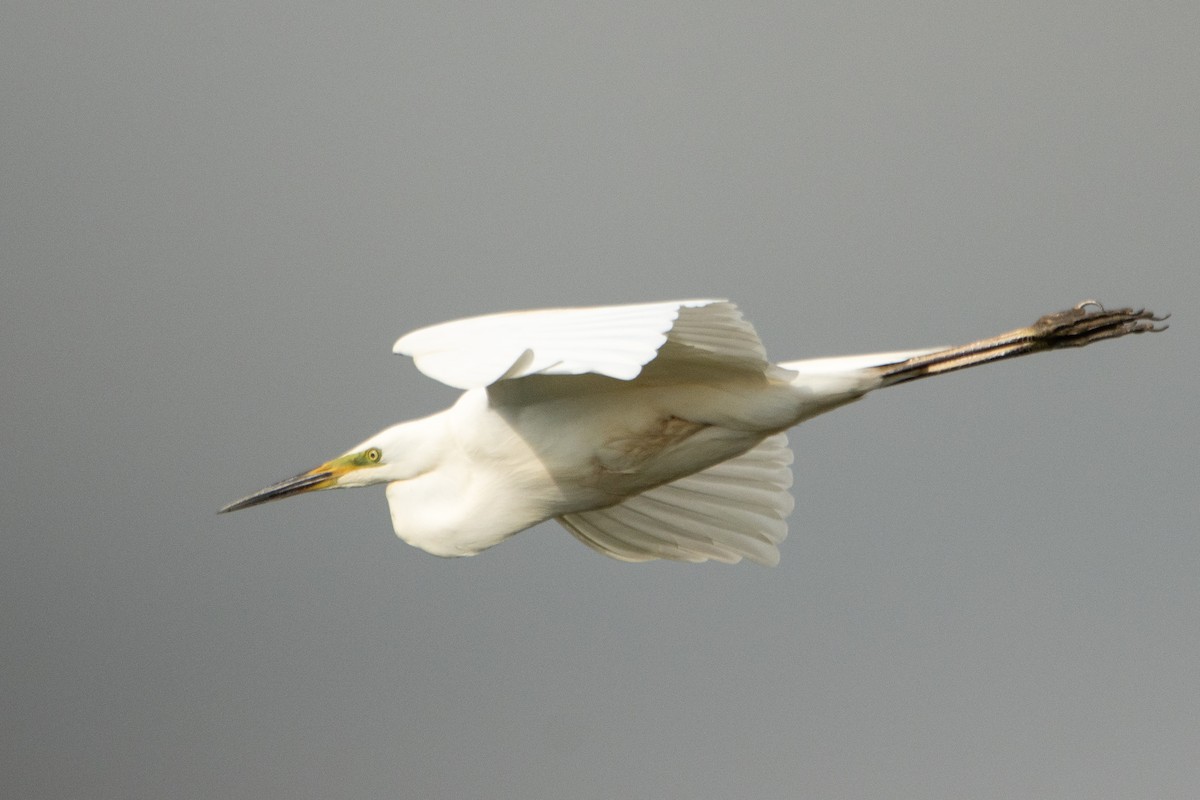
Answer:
top-left (3, 3), bottom-right (1196, 799)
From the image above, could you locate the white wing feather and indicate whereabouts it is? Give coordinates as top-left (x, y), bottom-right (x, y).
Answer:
top-left (557, 433), bottom-right (794, 565)
top-left (393, 299), bottom-right (768, 389)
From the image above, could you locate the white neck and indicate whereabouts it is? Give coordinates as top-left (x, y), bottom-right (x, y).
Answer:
top-left (383, 391), bottom-right (561, 557)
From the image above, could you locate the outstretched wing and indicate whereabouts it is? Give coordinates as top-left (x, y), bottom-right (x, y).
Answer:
top-left (556, 433), bottom-right (794, 566)
top-left (393, 299), bottom-right (770, 390)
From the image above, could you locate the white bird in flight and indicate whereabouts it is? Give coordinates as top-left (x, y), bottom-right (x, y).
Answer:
top-left (222, 299), bottom-right (1163, 565)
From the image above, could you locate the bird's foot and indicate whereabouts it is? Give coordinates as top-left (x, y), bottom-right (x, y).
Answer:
top-left (1030, 302), bottom-right (1168, 349)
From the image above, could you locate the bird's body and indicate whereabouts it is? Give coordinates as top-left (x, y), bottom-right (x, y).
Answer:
top-left (382, 362), bottom-right (861, 558)
top-left (223, 299), bottom-right (1163, 564)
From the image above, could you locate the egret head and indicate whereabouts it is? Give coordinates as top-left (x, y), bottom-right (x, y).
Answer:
top-left (219, 422), bottom-right (434, 513)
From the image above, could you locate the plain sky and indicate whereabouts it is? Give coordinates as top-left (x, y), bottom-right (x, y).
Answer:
top-left (2, 3), bottom-right (1197, 799)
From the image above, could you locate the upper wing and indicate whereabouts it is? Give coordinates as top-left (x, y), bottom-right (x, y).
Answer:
top-left (556, 433), bottom-right (794, 566)
top-left (393, 299), bottom-right (769, 390)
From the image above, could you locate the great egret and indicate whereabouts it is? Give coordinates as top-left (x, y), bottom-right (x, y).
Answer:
top-left (222, 299), bottom-right (1163, 565)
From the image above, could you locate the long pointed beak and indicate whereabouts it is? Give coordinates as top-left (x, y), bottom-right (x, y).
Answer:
top-left (220, 464), bottom-right (338, 513)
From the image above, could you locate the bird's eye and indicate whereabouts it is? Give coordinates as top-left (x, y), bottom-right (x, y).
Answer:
top-left (365, 447), bottom-right (382, 463)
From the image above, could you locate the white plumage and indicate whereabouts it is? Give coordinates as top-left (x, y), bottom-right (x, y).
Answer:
top-left (223, 298), bottom-right (1162, 565)
top-left (393, 300), bottom-right (769, 388)
top-left (560, 432), bottom-right (794, 565)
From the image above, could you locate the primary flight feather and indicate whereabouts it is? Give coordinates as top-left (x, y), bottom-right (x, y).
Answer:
top-left (222, 299), bottom-right (1163, 565)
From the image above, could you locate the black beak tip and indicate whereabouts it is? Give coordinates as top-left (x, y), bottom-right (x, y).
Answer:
top-left (218, 495), bottom-right (266, 514)
top-left (218, 471), bottom-right (334, 515)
